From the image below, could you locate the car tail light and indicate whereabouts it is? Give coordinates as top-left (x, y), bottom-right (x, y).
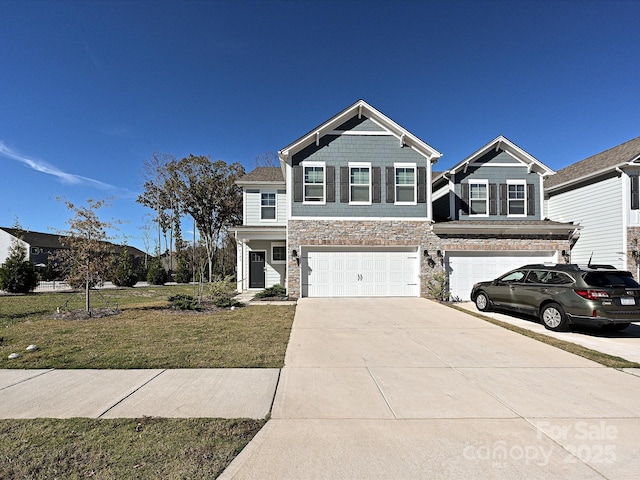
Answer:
top-left (574, 289), bottom-right (610, 300)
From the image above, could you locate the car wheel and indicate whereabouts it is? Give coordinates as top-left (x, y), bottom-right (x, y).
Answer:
top-left (540, 303), bottom-right (568, 331)
top-left (474, 292), bottom-right (491, 312)
top-left (602, 323), bottom-right (630, 332)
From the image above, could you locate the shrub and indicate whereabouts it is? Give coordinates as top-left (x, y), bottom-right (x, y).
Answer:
top-left (254, 284), bottom-right (287, 299)
top-left (427, 270), bottom-right (450, 302)
top-left (112, 249), bottom-right (138, 287)
top-left (0, 242), bottom-right (39, 294)
top-left (168, 294), bottom-right (200, 310)
top-left (174, 257), bottom-right (192, 284)
top-left (147, 257), bottom-right (168, 285)
top-left (213, 296), bottom-right (244, 308)
top-left (206, 275), bottom-right (237, 299)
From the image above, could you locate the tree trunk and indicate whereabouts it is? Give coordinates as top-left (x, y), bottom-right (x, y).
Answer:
top-left (85, 279), bottom-right (90, 312)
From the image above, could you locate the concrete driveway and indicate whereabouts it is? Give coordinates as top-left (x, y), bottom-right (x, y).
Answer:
top-left (457, 301), bottom-right (640, 364)
top-left (220, 297), bottom-right (640, 480)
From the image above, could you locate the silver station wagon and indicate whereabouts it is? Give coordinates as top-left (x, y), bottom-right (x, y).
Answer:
top-left (470, 264), bottom-right (640, 331)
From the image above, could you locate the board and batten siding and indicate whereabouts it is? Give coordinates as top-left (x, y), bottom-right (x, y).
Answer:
top-left (547, 175), bottom-right (624, 268)
top-left (244, 189), bottom-right (287, 226)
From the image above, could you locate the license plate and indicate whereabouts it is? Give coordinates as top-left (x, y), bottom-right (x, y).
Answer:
top-left (621, 297), bottom-right (635, 306)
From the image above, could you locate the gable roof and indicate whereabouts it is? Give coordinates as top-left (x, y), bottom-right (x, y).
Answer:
top-left (0, 227), bottom-right (146, 257)
top-left (278, 99), bottom-right (442, 163)
top-left (545, 136), bottom-right (640, 190)
top-left (1, 227), bottom-right (64, 249)
top-left (236, 167), bottom-right (284, 185)
top-left (433, 136), bottom-right (554, 186)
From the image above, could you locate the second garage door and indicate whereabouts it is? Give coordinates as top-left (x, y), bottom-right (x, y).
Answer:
top-left (301, 247), bottom-right (419, 297)
top-left (446, 251), bottom-right (556, 302)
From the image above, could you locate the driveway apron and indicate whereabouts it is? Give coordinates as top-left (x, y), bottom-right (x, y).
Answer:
top-left (220, 297), bottom-right (640, 480)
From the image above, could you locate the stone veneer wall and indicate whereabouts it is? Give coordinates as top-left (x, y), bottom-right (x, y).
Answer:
top-left (439, 237), bottom-right (570, 255)
top-left (287, 220), bottom-right (441, 299)
top-left (627, 227), bottom-right (640, 279)
top-left (287, 219), bottom-right (572, 299)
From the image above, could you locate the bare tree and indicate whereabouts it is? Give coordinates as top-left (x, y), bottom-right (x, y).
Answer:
top-left (55, 198), bottom-right (117, 312)
top-left (137, 153), bottom-right (174, 266)
top-left (254, 151), bottom-right (279, 167)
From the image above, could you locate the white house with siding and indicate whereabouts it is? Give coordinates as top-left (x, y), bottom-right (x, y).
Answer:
top-left (545, 136), bottom-right (640, 276)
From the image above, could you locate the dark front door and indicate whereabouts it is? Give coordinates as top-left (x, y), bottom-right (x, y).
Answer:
top-left (249, 251), bottom-right (266, 288)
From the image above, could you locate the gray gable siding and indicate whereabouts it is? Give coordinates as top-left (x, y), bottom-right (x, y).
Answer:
top-left (453, 151), bottom-right (542, 221)
top-left (291, 121), bottom-right (429, 218)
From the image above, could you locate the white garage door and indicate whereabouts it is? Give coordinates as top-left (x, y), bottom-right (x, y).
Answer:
top-left (301, 247), bottom-right (419, 297)
top-left (446, 251), bottom-right (555, 301)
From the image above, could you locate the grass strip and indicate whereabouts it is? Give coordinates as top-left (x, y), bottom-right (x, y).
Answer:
top-left (448, 304), bottom-right (640, 369)
top-left (0, 417), bottom-right (265, 479)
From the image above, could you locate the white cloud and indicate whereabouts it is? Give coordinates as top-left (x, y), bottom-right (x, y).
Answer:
top-left (0, 140), bottom-right (115, 190)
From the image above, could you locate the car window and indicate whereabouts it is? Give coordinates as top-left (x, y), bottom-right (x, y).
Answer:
top-left (544, 271), bottom-right (574, 285)
top-left (583, 272), bottom-right (640, 288)
top-left (525, 270), bottom-right (546, 283)
top-left (500, 270), bottom-right (527, 283)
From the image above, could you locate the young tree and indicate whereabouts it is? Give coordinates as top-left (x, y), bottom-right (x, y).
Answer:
top-left (112, 246), bottom-right (138, 287)
top-left (56, 198), bottom-right (117, 311)
top-left (0, 230), bottom-right (39, 294)
top-left (167, 155), bottom-right (244, 281)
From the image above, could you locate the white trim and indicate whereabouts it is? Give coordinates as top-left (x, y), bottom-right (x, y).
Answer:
top-left (506, 179), bottom-right (527, 217)
top-left (301, 161), bottom-right (326, 205)
top-left (394, 162), bottom-right (417, 205)
top-left (468, 162), bottom-right (527, 167)
top-left (260, 191), bottom-right (278, 222)
top-left (328, 130), bottom-right (393, 136)
top-left (448, 135), bottom-right (555, 177)
top-left (349, 162), bottom-right (372, 205)
top-left (468, 180), bottom-right (489, 217)
top-left (290, 216), bottom-right (433, 222)
top-left (271, 242), bottom-right (286, 264)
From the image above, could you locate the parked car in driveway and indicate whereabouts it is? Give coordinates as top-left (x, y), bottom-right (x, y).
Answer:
top-left (470, 264), bottom-right (640, 331)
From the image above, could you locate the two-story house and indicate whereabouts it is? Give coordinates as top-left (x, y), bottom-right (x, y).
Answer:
top-left (431, 136), bottom-right (578, 300)
top-left (545, 136), bottom-right (640, 278)
top-left (233, 101), bottom-right (579, 301)
top-left (234, 100), bottom-right (444, 298)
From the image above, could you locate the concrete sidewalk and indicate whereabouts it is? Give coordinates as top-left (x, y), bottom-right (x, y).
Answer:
top-left (0, 368), bottom-right (279, 419)
top-left (220, 297), bottom-right (640, 480)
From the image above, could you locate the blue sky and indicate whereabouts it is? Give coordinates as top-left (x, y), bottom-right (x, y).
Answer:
top-left (1, 0), bottom-right (639, 252)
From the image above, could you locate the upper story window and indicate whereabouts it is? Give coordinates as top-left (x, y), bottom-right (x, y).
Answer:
top-left (261, 192), bottom-right (276, 220)
top-left (350, 163), bottom-right (371, 204)
top-left (507, 180), bottom-right (526, 216)
top-left (395, 164), bottom-right (416, 204)
top-left (469, 180), bottom-right (488, 216)
top-left (304, 163), bottom-right (325, 203)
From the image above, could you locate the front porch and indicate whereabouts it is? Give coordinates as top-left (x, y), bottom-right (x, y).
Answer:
top-left (232, 226), bottom-right (287, 294)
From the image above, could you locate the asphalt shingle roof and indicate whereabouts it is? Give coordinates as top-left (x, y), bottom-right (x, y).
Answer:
top-left (238, 167), bottom-right (284, 183)
top-left (545, 136), bottom-right (640, 189)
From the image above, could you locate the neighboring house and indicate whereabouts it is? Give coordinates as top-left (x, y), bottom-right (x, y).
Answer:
top-left (232, 167), bottom-right (287, 292)
top-left (545, 136), bottom-right (640, 277)
top-left (431, 136), bottom-right (577, 300)
top-left (0, 227), bottom-right (146, 270)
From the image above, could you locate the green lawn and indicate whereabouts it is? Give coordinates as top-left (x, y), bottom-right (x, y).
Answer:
top-left (0, 417), bottom-right (265, 479)
top-left (0, 285), bottom-right (294, 478)
top-left (0, 285), bottom-right (294, 369)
